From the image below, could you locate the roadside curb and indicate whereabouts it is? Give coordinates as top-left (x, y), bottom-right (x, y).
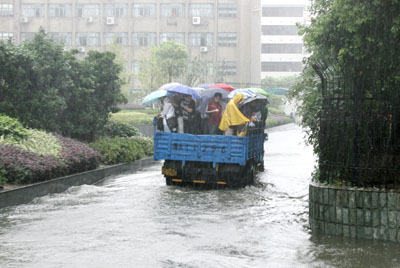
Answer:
top-left (0, 157), bottom-right (158, 209)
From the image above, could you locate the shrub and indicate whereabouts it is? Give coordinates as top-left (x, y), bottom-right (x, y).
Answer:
top-left (100, 121), bottom-right (140, 138)
top-left (90, 137), bottom-right (153, 165)
top-left (0, 134), bottom-right (102, 185)
top-left (0, 145), bottom-right (66, 184)
top-left (55, 135), bottom-right (102, 174)
top-left (1, 129), bottom-right (62, 157)
top-left (0, 114), bottom-right (28, 140)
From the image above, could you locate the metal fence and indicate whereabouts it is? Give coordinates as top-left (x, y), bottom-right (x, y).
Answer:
top-left (313, 62), bottom-right (400, 189)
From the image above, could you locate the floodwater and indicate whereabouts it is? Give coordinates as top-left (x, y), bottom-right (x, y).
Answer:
top-left (1, 124), bottom-right (400, 268)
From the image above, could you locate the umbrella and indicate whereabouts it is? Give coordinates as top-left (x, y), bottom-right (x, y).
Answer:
top-left (141, 82), bottom-right (181, 105)
top-left (166, 84), bottom-right (201, 99)
top-left (197, 83), bottom-right (213, 89)
top-left (247, 88), bottom-right (270, 97)
top-left (209, 83), bottom-right (235, 92)
top-left (142, 89), bottom-right (168, 105)
top-left (198, 88), bottom-right (229, 118)
top-left (265, 88), bottom-right (288, 96)
top-left (159, 82), bottom-right (181, 91)
top-left (239, 94), bottom-right (269, 108)
top-left (227, 88), bottom-right (257, 99)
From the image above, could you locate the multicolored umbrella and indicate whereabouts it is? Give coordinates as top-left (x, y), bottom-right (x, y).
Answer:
top-left (247, 88), bottom-right (270, 97)
top-left (209, 83), bottom-right (235, 92)
top-left (227, 89), bottom-right (257, 99)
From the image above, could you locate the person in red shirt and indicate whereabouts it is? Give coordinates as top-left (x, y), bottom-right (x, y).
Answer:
top-left (206, 93), bottom-right (223, 134)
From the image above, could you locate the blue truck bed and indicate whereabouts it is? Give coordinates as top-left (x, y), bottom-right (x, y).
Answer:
top-left (153, 131), bottom-right (264, 166)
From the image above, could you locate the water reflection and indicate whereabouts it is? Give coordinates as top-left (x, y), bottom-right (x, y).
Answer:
top-left (0, 124), bottom-right (399, 268)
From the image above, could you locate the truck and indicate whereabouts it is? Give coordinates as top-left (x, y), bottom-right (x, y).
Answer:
top-left (153, 124), bottom-right (266, 188)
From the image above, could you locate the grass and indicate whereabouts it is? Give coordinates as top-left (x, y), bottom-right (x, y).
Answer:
top-left (110, 109), bottom-right (159, 125)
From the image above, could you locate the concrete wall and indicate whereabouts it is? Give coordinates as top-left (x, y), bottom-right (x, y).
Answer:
top-left (0, 157), bottom-right (157, 209)
top-left (309, 183), bottom-right (400, 242)
top-left (134, 124), bottom-right (154, 138)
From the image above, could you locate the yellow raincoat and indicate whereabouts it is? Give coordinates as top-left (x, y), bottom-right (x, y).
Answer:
top-left (218, 93), bottom-right (250, 135)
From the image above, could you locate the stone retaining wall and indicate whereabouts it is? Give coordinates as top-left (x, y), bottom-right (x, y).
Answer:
top-left (0, 157), bottom-right (157, 209)
top-left (309, 183), bottom-right (400, 242)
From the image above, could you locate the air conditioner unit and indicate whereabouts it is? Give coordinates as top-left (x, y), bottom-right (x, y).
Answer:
top-left (200, 46), bottom-right (208, 53)
top-left (106, 17), bottom-right (115, 25)
top-left (87, 16), bottom-right (94, 23)
top-left (192, 16), bottom-right (201, 25)
top-left (21, 17), bottom-right (29, 23)
top-left (77, 47), bottom-right (85, 53)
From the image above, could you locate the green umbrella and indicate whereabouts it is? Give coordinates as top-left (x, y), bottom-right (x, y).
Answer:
top-left (247, 88), bottom-right (270, 97)
top-left (265, 88), bottom-right (288, 96)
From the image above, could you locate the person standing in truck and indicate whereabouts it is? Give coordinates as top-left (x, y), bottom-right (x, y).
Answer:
top-left (206, 93), bottom-right (223, 135)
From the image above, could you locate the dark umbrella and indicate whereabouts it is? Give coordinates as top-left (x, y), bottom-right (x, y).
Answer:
top-left (166, 84), bottom-right (201, 99)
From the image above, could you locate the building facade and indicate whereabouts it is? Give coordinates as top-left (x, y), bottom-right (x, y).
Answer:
top-left (261, 0), bottom-right (309, 78)
top-left (0, 0), bottom-right (260, 89)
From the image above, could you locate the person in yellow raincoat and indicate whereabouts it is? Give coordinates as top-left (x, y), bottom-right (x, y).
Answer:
top-left (218, 93), bottom-right (250, 136)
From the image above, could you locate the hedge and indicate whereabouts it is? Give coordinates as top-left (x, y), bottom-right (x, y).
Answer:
top-left (0, 135), bottom-right (102, 185)
top-left (90, 137), bottom-right (153, 165)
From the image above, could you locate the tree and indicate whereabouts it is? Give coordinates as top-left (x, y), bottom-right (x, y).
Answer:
top-left (155, 41), bottom-right (188, 83)
top-left (0, 29), bottom-right (126, 141)
top-left (292, 0), bottom-right (400, 186)
top-left (136, 41), bottom-right (189, 92)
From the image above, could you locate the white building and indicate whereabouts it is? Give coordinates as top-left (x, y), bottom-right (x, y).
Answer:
top-left (261, 0), bottom-right (310, 78)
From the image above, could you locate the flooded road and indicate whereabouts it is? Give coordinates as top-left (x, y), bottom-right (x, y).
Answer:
top-left (1, 124), bottom-right (400, 268)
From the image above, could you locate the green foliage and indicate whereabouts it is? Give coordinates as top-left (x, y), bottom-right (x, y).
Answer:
top-left (90, 137), bottom-right (153, 165)
top-left (292, 0), bottom-right (400, 186)
top-left (0, 168), bottom-right (7, 186)
top-left (110, 110), bottom-right (158, 125)
top-left (0, 115), bottom-right (28, 140)
top-left (155, 41), bottom-right (188, 83)
top-left (1, 129), bottom-right (62, 157)
top-left (0, 29), bottom-right (127, 142)
top-left (100, 121), bottom-right (140, 138)
top-left (261, 76), bottom-right (298, 90)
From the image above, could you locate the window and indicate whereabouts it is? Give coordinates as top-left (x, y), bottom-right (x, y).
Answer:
top-left (262, 7), bottom-right (304, 17)
top-left (218, 4), bottom-right (236, 17)
top-left (132, 32), bottom-right (156, 46)
top-left (77, 4), bottom-right (99, 17)
top-left (131, 62), bottom-right (140, 75)
top-left (218, 61), bottom-right (236, 76)
top-left (49, 4), bottom-right (72, 17)
top-left (21, 4), bottom-right (43, 17)
top-left (160, 32), bottom-right (185, 44)
top-left (218, 33), bottom-right (236, 47)
top-left (261, 62), bottom-right (302, 72)
top-left (189, 33), bottom-right (213, 47)
top-left (0, 32), bottom-right (13, 42)
top-left (76, 33), bottom-right (100, 46)
top-left (0, 4), bottom-right (13, 16)
top-left (48, 32), bottom-right (72, 46)
top-left (20, 32), bottom-right (36, 42)
top-left (104, 4), bottom-right (128, 17)
top-left (104, 32), bottom-right (128, 45)
top-left (189, 4), bottom-right (213, 17)
top-left (133, 4), bottom-right (156, 17)
top-left (262, 25), bottom-right (299, 35)
top-left (262, 43), bottom-right (303, 54)
top-left (160, 4), bottom-right (185, 17)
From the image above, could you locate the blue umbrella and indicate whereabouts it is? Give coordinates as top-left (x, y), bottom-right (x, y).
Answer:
top-left (166, 84), bottom-right (201, 99)
top-left (227, 88), bottom-right (257, 99)
top-left (142, 89), bottom-right (168, 105)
